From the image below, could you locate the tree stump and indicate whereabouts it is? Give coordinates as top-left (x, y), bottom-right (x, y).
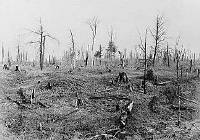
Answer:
top-left (46, 82), bottom-right (52, 90)
top-left (116, 111), bottom-right (128, 130)
top-left (115, 72), bottom-right (129, 84)
top-left (148, 96), bottom-right (159, 113)
top-left (76, 98), bottom-right (83, 108)
top-left (116, 104), bottom-right (120, 112)
top-left (15, 65), bottom-right (19, 71)
top-left (17, 88), bottom-right (30, 104)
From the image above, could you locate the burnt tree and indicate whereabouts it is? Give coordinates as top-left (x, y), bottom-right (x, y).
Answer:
top-left (150, 15), bottom-right (167, 66)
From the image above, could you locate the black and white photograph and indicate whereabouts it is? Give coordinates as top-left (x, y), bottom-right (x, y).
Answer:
top-left (0, 0), bottom-right (200, 139)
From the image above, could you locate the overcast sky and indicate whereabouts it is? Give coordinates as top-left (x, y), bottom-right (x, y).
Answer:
top-left (0, 0), bottom-right (199, 60)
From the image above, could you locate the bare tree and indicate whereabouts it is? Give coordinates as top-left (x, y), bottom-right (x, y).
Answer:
top-left (175, 48), bottom-right (181, 126)
top-left (172, 36), bottom-right (183, 126)
top-left (150, 15), bottom-right (167, 66)
top-left (87, 17), bottom-right (99, 66)
top-left (27, 18), bottom-right (59, 70)
top-left (69, 29), bottom-right (76, 69)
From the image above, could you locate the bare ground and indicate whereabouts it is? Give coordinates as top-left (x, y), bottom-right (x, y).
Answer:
top-left (0, 65), bottom-right (200, 140)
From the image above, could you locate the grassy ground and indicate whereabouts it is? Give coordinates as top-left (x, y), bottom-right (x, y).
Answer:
top-left (0, 64), bottom-right (200, 140)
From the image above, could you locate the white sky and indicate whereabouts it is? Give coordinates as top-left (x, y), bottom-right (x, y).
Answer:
top-left (0, 0), bottom-right (200, 60)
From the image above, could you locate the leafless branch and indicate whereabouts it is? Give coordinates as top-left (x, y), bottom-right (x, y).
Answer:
top-left (44, 34), bottom-right (60, 45)
top-left (87, 17), bottom-right (99, 51)
top-left (25, 28), bottom-right (41, 35)
top-left (26, 41), bottom-right (40, 44)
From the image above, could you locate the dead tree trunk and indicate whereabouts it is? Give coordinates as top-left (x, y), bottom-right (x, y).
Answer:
top-left (193, 53), bottom-right (195, 69)
top-left (48, 55), bottom-right (51, 64)
top-left (42, 36), bottom-right (46, 68)
top-left (189, 59), bottom-right (192, 72)
top-left (85, 51), bottom-right (89, 67)
top-left (138, 29), bottom-right (148, 94)
top-left (87, 17), bottom-right (99, 66)
top-left (17, 44), bottom-right (20, 62)
top-left (69, 30), bottom-right (76, 69)
top-left (8, 51), bottom-right (11, 67)
top-left (99, 44), bottom-right (102, 65)
top-left (151, 15), bottom-right (166, 67)
top-left (152, 17), bottom-right (159, 66)
top-left (25, 52), bottom-right (27, 62)
top-left (144, 30), bottom-right (147, 94)
top-left (39, 22), bottom-right (43, 70)
top-left (1, 44), bottom-right (4, 64)
top-left (167, 43), bottom-right (170, 67)
top-left (176, 51), bottom-right (181, 126)
top-left (28, 18), bottom-right (59, 70)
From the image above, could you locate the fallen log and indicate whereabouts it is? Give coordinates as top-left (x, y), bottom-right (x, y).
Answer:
top-left (169, 105), bottom-right (196, 112)
top-left (6, 96), bottom-right (31, 110)
top-left (156, 81), bottom-right (172, 86)
top-left (37, 101), bottom-right (48, 108)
